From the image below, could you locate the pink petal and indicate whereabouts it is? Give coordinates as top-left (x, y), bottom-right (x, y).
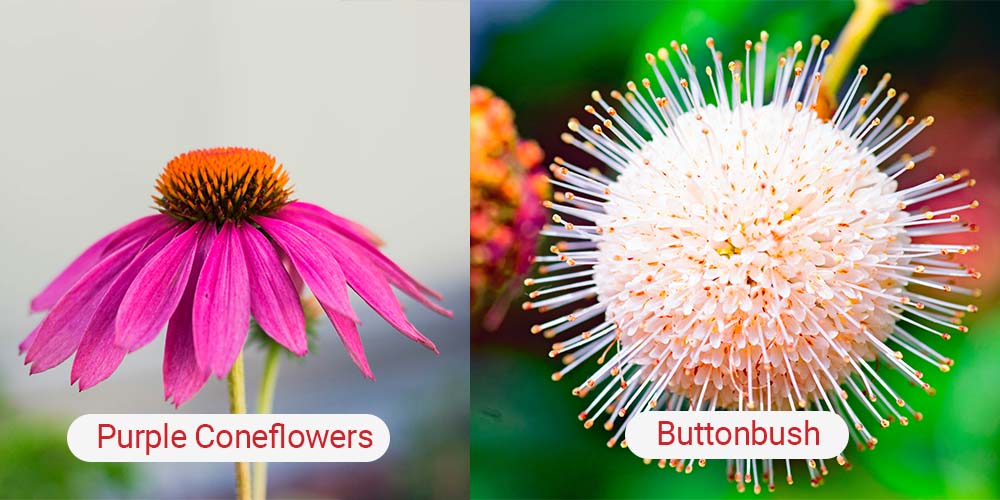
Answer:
top-left (163, 227), bottom-right (216, 407)
top-left (253, 216), bottom-right (358, 322)
top-left (239, 225), bottom-right (307, 356)
top-left (276, 212), bottom-right (437, 353)
top-left (280, 202), bottom-right (450, 315)
top-left (192, 222), bottom-right (251, 377)
top-left (328, 310), bottom-right (374, 380)
top-left (18, 325), bottom-right (40, 355)
top-left (254, 215), bottom-right (372, 376)
top-left (70, 227), bottom-right (181, 390)
top-left (284, 201), bottom-right (384, 246)
top-left (320, 209), bottom-right (382, 246)
top-left (115, 223), bottom-right (206, 351)
top-left (24, 238), bottom-right (147, 373)
top-left (31, 214), bottom-right (174, 313)
top-left (284, 252), bottom-right (306, 295)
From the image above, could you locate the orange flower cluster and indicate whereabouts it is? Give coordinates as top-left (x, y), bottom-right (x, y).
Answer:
top-left (470, 86), bottom-right (549, 329)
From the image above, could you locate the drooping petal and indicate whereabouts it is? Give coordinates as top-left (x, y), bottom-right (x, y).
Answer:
top-left (284, 201), bottom-right (384, 246)
top-left (339, 231), bottom-right (453, 319)
top-left (254, 215), bottom-right (372, 375)
top-left (163, 226), bottom-right (216, 407)
top-left (253, 216), bottom-right (358, 322)
top-left (281, 202), bottom-right (430, 283)
top-left (283, 252), bottom-right (306, 295)
top-left (115, 223), bottom-right (205, 351)
top-left (18, 325), bottom-right (40, 355)
top-left (327, 310), bottom-right (374, 380)
top-left (240, 225), bottom-right (307, 356)
top-left (314, 206), bottom-right (382, 246)
top-left (71, 226), bottom-right (181, 390)
top-left (280, 202), bottom-right (450, 315)
top-left (192, 222), bottom-right (251, 377)
top-left (24, 238), bottom-right (147, 373)
top-left (276, 211), bottom-right (438, 353)
top-left (30, 214), bottom-right (174, 313)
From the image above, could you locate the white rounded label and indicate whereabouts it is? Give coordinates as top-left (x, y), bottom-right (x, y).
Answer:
top-left (624, 411), bottom-right (848, 459)
top-left (67, 414), bottom-right (389, 462)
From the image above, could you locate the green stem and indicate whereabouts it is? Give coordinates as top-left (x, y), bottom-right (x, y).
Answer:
top-left (252, 344), bottom-right (282, 500)
top-left (228, 350), bottom-right (251, 500)
top-left (824, 0), bottom-right (891, 95)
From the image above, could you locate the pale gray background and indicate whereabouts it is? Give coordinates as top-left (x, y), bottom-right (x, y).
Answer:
top-left (0, 0), bottom-right (469, 497)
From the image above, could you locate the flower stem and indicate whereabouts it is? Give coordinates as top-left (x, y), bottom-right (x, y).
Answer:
top-left (252, 344), bottom-right (282, 500)
top-left (228, 350), bottom-right (251, 500)
top-left (824, 0), bottom-right (890, 95)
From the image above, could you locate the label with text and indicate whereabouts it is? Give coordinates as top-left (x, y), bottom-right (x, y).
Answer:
top-left (625, 411), bottom-right (848, 459)
top-left (67, 414), bottom-right (389, 462)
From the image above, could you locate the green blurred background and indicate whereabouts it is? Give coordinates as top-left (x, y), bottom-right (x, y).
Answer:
top-left (471, 1), bottom-right (1000, 498)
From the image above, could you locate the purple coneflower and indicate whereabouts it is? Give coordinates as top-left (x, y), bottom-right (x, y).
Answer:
top-left (528, 33), bottom-right (980, 490)
top-left (21, 147), bottom-right (450, 407)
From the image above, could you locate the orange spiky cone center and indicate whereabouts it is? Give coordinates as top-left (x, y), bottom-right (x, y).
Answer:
top-left (154, 147), bottom-right (293, 222)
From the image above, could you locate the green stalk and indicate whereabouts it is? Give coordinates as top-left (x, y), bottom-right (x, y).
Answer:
top-left (228, 350), bottom-right (251, 500)
top-left (824, 0), bottom-right (891, 95)
top-left (252, 344), bottom-right (282, 500)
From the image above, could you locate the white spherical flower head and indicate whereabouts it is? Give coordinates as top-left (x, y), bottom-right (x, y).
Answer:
top-left (528, 33), bottom-right (980, 490)
top-left (595, 100), bottom-right (907, 410)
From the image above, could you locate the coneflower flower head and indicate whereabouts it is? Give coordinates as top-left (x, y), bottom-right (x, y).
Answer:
top-left (22, 147), bottom-right (450, 407)
top-left (471, 86), bottom-right (549, 328)
top-left (154, 147), bottom-right (293, 223)
top-left (528, 32), bottom-right (980, 490)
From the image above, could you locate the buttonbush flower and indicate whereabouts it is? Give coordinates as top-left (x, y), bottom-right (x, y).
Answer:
top-left (21, 147), bottom-right (450, 407)
top-left (527, 33), bottom-right (980, 490)
top-left (471, 86), bottom-right (549, 329)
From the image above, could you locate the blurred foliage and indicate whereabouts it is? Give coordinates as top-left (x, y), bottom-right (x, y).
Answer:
top-left (934, 312), bottom-right (1000, 498)
top-left (475, 1), bottom-right (848, 139)
top-left (0, 396), bottom-right (135, 499)
top-left (623, 2), bottom-right (851, 87)
top-left (472, 1), bottom-right (1000, 498)
top-left (472, 0), bottom-right (969, 143)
